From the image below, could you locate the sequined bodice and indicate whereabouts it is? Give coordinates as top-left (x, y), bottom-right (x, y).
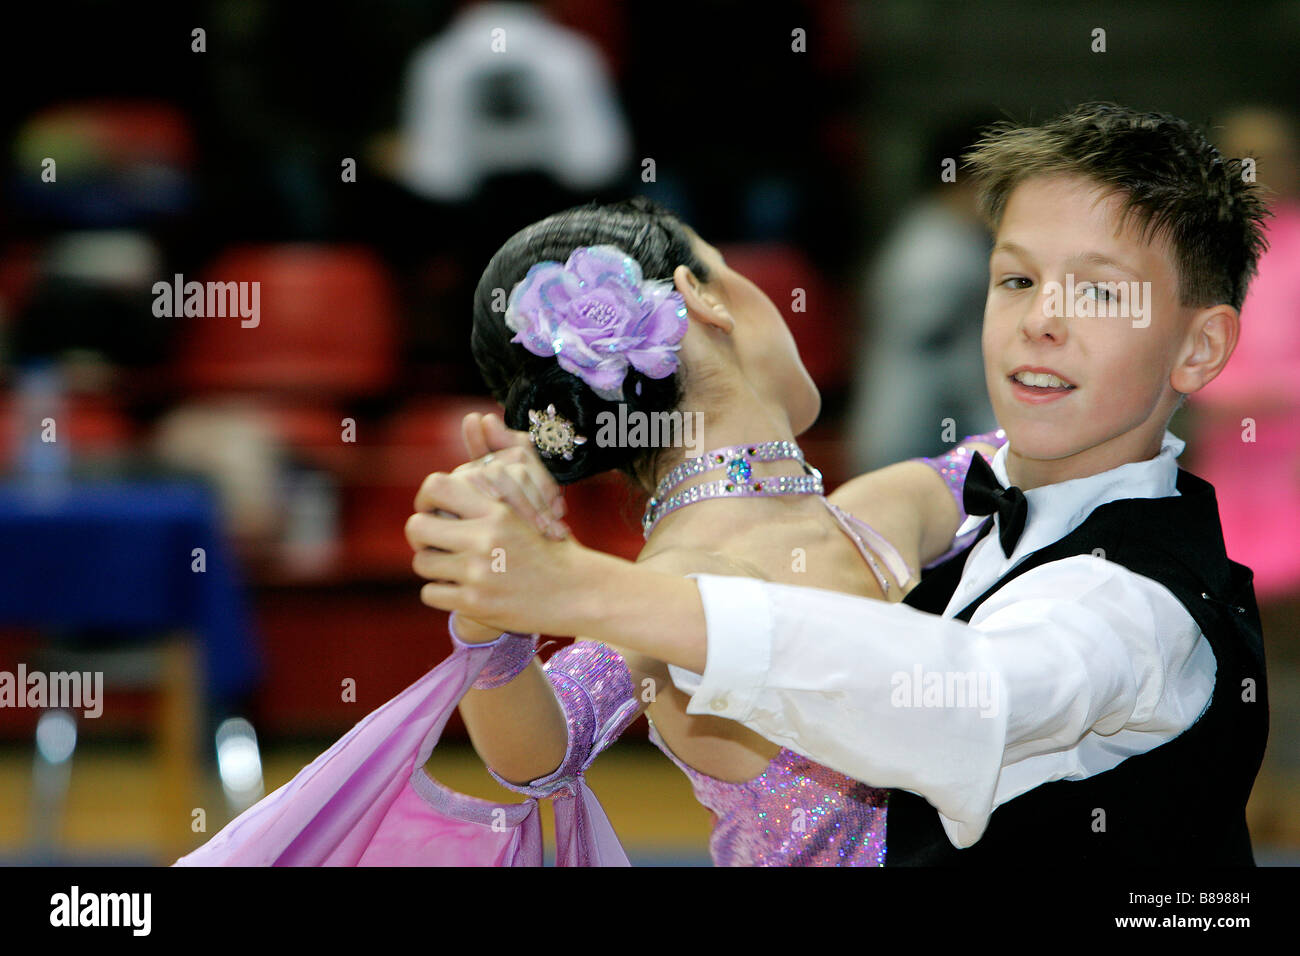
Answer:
top-left (644, 496), bottom-right (907, 866)
top-left (645, 720), bottom-right (889, 866)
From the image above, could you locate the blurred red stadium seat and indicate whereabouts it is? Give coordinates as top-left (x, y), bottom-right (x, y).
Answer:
top-left (376, 395), bottom-right (506, 485)
top-left (714, 242), bottom-right (850, 392)
top-left (558, 470), bottom-right (647, 560)
top-left (257, 400), bottom-right (355, 476)
top-left (175, 245), bottom-right (398, 398)
top-left (0, 243), bottom-right (41, 323)
top-left (338, 395), bottom-right (649, 574)
top-left (342, 395), bottom-right (500, 575)
top-left (13, 101), bottom-right (198, 226)
top-left (23, 100), bottom-right (197, 170)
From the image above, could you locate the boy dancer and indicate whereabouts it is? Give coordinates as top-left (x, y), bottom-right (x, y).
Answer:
top-left (413, 104), bottom-right (1270, 864)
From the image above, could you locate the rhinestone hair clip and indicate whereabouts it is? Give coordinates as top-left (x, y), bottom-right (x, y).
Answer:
top-left (528, 404), bottom-right (587, 460)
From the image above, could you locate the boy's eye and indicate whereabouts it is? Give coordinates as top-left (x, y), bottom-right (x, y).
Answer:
top-left (997, 277), bottom-right (1032, 290)
top-left (1079, 283), bottom-right (1118, 302)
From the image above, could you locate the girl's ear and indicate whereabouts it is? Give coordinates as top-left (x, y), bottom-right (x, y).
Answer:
top-left (673, 265), bottom-right (735, 333)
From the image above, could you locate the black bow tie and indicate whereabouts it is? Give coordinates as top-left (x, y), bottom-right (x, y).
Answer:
top-left (962, 452), bottom-right (1028, 558)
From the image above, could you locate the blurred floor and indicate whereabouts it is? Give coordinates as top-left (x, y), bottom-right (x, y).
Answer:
top-left (0, 737), bottom-right (715, 866)
top-left (1, 737), bottom-right (1297, 866)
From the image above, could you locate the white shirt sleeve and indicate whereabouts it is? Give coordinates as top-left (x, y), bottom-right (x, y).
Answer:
top-left (667, 557), bottom-right (1215, 848)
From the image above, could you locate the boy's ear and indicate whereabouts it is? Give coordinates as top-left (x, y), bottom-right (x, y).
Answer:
top-left (673, 265), bottom-right (735, 333)
top-left (1171, 304), bottom-right (1239, 394)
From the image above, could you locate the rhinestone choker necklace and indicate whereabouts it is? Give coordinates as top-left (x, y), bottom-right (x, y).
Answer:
top-left (641, 439), bottom-right (824, 539)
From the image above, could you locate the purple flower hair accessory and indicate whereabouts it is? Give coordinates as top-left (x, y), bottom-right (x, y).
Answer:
top-left (504, 244), bottom-right (689, 402)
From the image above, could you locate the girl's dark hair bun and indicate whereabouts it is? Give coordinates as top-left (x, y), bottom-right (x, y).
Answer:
top-left (472, 197), bottom-right (711, 488)
top-left (502, 358), bottom-right (683, 485)
top-left (502, 362), bottom-right (594, 484)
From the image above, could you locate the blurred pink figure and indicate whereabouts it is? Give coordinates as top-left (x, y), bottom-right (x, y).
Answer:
top-left (1191, 108), bottom-right (1300, 600)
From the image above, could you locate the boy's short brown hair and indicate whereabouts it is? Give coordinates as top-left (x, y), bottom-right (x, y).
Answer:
top-left (964, 103), bottom-right (1271, 311)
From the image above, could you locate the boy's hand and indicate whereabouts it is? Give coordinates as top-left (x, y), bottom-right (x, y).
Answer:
top-left (405, 471), bottom-right (594, 637)
top-left (454, 411), bottom-right (569, 540)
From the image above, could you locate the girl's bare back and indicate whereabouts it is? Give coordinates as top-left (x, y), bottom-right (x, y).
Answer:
top-left (608, 498), bottom-right (913, 784)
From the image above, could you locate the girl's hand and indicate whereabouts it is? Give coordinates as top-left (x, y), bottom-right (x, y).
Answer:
top-left (406, 471), bottom-right (595, 637)
top-left (448, 612), bottom-right (510, 645)
top-left (460, 410), bottom-right (526, 460)
top-left (455, 412), bottom-right (570, 540)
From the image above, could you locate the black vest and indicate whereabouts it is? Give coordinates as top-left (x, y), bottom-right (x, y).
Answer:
top-left (885, 467), bottom-right (1268, 865)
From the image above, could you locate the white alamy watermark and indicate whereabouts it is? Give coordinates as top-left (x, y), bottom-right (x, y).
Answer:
top-left (50, 886), bottom-right (150, 936)
top-left (890, 665), bottom-right (1000, 718)
top-left (152, 273), bottom-right (260, 327)
top-left (1041, 275), bottom-right (1152, 328)
top-left (593, 406), bottom-right (704, 457)
top-left (0, 664), bottom-right (103, 718)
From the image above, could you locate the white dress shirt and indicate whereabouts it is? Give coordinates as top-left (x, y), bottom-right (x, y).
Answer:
top-left (667, 430), bottom-right (1216, 848)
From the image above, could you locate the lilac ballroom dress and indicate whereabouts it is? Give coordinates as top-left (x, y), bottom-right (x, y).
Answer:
top-left (174, 436), bottom-right (1002, 866)
top-left (644, 498), bottom-right (912, 865)
top-left (172, 499), bottom-right (913, 866)
top-left (173, 629), bottom-right (636, 866)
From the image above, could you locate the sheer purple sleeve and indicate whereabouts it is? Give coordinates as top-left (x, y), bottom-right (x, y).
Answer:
top-left (486, 641), bottom-right (641, 798)
top-left (915, 428), bottom-right (1008, 569)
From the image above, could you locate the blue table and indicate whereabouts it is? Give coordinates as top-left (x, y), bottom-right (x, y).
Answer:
top-left (0, 479), bottom-right (261, 700)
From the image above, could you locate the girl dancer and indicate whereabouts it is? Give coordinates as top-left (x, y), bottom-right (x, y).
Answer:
top-left (176, 197), bottom-right (1003, 865)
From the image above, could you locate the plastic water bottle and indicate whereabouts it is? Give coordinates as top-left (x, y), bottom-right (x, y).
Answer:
top-left (17, 360), bottom-right (70, 494)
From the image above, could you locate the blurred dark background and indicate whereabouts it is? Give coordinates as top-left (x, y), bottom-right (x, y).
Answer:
top-left (0, 0), bottom-right (1296, 864)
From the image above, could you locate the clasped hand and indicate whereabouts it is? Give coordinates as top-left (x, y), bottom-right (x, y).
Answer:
top-left (404, 412), bottom-right (581, 639)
